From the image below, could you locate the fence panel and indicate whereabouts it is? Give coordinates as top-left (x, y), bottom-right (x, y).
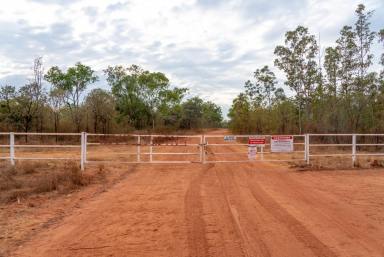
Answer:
top-left (12, 133), bottom-right (81, 162)
top-left (308, 134), bottom-right (384, 167)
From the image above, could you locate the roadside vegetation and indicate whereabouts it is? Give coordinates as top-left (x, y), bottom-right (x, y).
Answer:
top-left (0, 63), bottom-right (223, 134)
top-left (0, 161), bottom-right (106, 203)
top-left (229, 4), bottom-right (384, 135)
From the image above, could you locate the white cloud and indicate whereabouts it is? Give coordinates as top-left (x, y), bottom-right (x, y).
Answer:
top-left (0, 0), bottom-right (383, 117)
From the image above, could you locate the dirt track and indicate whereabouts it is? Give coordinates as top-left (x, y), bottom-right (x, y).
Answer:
top-left (9, 158), bottom-right (384, 257)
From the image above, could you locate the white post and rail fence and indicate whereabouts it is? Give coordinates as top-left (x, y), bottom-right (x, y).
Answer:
top-left (1, 132), bottom-right (384, 170)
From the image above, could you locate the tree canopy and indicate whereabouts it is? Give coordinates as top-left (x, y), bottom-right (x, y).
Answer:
top-left (229, 4), bottom-right (384, 134)
top-left (0, 63), bottom-right (223, 133)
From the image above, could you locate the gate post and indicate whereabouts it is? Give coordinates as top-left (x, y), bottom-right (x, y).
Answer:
top-left (199, 135), bottom-right (203, 163)
top-left (305, 134), bottom-right (310, 165)
top-left (137, 135), bottom-right (141, 162)
top-left (260, 146), bottom-right (264, 160)
top-left (10, 132), bottom-right (15, 166)
top-left (352, 134), bottom-right (356, 167)
top-left (80, 132), bottom-right (86, 171)
top-left (202, 135), bottom-right (206, 164)
top-left (84, 132), bottom-right (87, 165)
top-left (149, 135), bottom-right (153, 163)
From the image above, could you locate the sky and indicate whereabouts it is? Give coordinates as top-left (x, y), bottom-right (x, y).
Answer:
top-left (0, 0), bottom-right (383, 117)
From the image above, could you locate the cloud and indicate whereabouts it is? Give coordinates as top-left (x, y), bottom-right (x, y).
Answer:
top-left (28, 0), bottom-right (77, 5)
top-left (106, 1), bottom-right (130, 12)
top-left (0, 0), bottom-right (383, 117)
top-left (83, 6), bottom-right (99, 17)
top-left (0, 74), bottom-right (29, 86)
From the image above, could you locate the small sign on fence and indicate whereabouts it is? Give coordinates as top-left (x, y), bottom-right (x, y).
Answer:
top-left (271, 135), bottom-right (293, 152)
top-left (247, 136), bottom-right (265, 160)
top-left (224, 135), bottom-right (236, 142)
top-left (248, 145), bottom-right (257, 159)
top-left (248, 136), bottom-right (266, 146)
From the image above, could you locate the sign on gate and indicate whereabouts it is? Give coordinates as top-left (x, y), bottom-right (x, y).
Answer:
top-left (248, 145), bottom-right (257, 159)
top-left (271, 135), bottom-right (293, 152)
top-left (224, 135), bottom-right (236, 142)
top-left (247, 136), bottom-right (265, 160)
top-left (248, 136), bottom-right (266, 146)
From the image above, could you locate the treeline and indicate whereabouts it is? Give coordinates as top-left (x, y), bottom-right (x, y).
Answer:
top-left (229, 4), bottom-right (384, 134)
top-left (0, 62), bottom-right (222, 133)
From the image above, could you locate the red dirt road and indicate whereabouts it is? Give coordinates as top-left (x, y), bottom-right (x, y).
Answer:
top-left (10, 161), bottom-right (384, 257)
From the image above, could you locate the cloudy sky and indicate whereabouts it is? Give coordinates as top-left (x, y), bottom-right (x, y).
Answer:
top-left (0, 0), bottom-right (383, 116)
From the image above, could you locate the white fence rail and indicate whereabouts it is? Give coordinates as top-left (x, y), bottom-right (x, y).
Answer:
top-left (1, 132), bottom-right (384, 169)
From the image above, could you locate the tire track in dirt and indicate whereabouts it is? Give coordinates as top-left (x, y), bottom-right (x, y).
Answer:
top-left (214, 166), bottom-right (319, 257)
top-left (184, 166), bottom-right (209, 257)
top-left (242, 166), bottom-right (338, 257)
top-left (184, 161), bottom-right (249, 257)
top-left (200, 166), bottom-right (246, 257)
top-left (214, 169), bottom-right (270, 257)
top-left (207, 143), bottom-right (271, 257)
top-left (251, 166), bottom-right (384, 256)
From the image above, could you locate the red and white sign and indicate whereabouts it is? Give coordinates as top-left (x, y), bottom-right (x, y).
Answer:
top-left (271, 135), bottom-right (294, 152)
top-left (248, 136), bottom-right (265, 160)
top-left (248, 136), bottom-right (266, 146)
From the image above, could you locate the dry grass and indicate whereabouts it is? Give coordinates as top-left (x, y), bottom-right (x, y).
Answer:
top-left (0, 161), bottom-right (104, 203)
top-left (291, 156), bottom-right (384, 171)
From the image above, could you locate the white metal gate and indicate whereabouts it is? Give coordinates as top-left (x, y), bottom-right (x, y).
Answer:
top-left (85, 134), bottom-right (203, 166)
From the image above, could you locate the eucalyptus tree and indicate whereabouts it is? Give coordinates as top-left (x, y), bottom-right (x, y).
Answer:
top-left (48, 88), bottom-right (65, 138)
top-left (180, 97), bottom-right (204, 129)
top-left (0, 85), bottom-right (17, 130)
top-left (85, 88), bottom-right (115, 133)
top-left (45, 63), bottom-right (98, 132)
top-left (228, 93), bottom-right (251, 133)
top-left (380, 29), bottom-right (384, 75)
top-left (104, 65), bottom-right (146, 128)
top-left (323, 47), bottom-right (343, 132)
top-left (32, 57), bottom-right (46, 132)
top-left (169, 96), bottom-right (223, 130)
top-left (335, 4), bottom-right (376, 131)
top-left (15, 82), bottom-right (46, 134)
top-left (105, 65), bottom-right (187, 130)
top-left (202, 101), bottom-right (222, 128)
top-left (245, 65), bottom-right (277, 108)
top-left (354, 4), bottom-right (376, 91)
top-left (324, 47), bottom-right (340, 96)
top-left (157, 87), bottom-right (188, 128)
top-left (137, 70), bottom-right (171, 129)
top-left (10, 57), bottom-right (47, 135)
top-left (335, 26), bottom-right (357, 97)
top-left (274, 26), bottom-right (319, 133)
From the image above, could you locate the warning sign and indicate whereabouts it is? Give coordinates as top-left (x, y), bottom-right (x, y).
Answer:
top-left (248, 136), bottom-right (265, 160)
top-left (248, 136), bottom-right (266, 146)
top-left (271, 135), bottom-right (294, 152)
top-left (248, 145), bottom-right (257, 160)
